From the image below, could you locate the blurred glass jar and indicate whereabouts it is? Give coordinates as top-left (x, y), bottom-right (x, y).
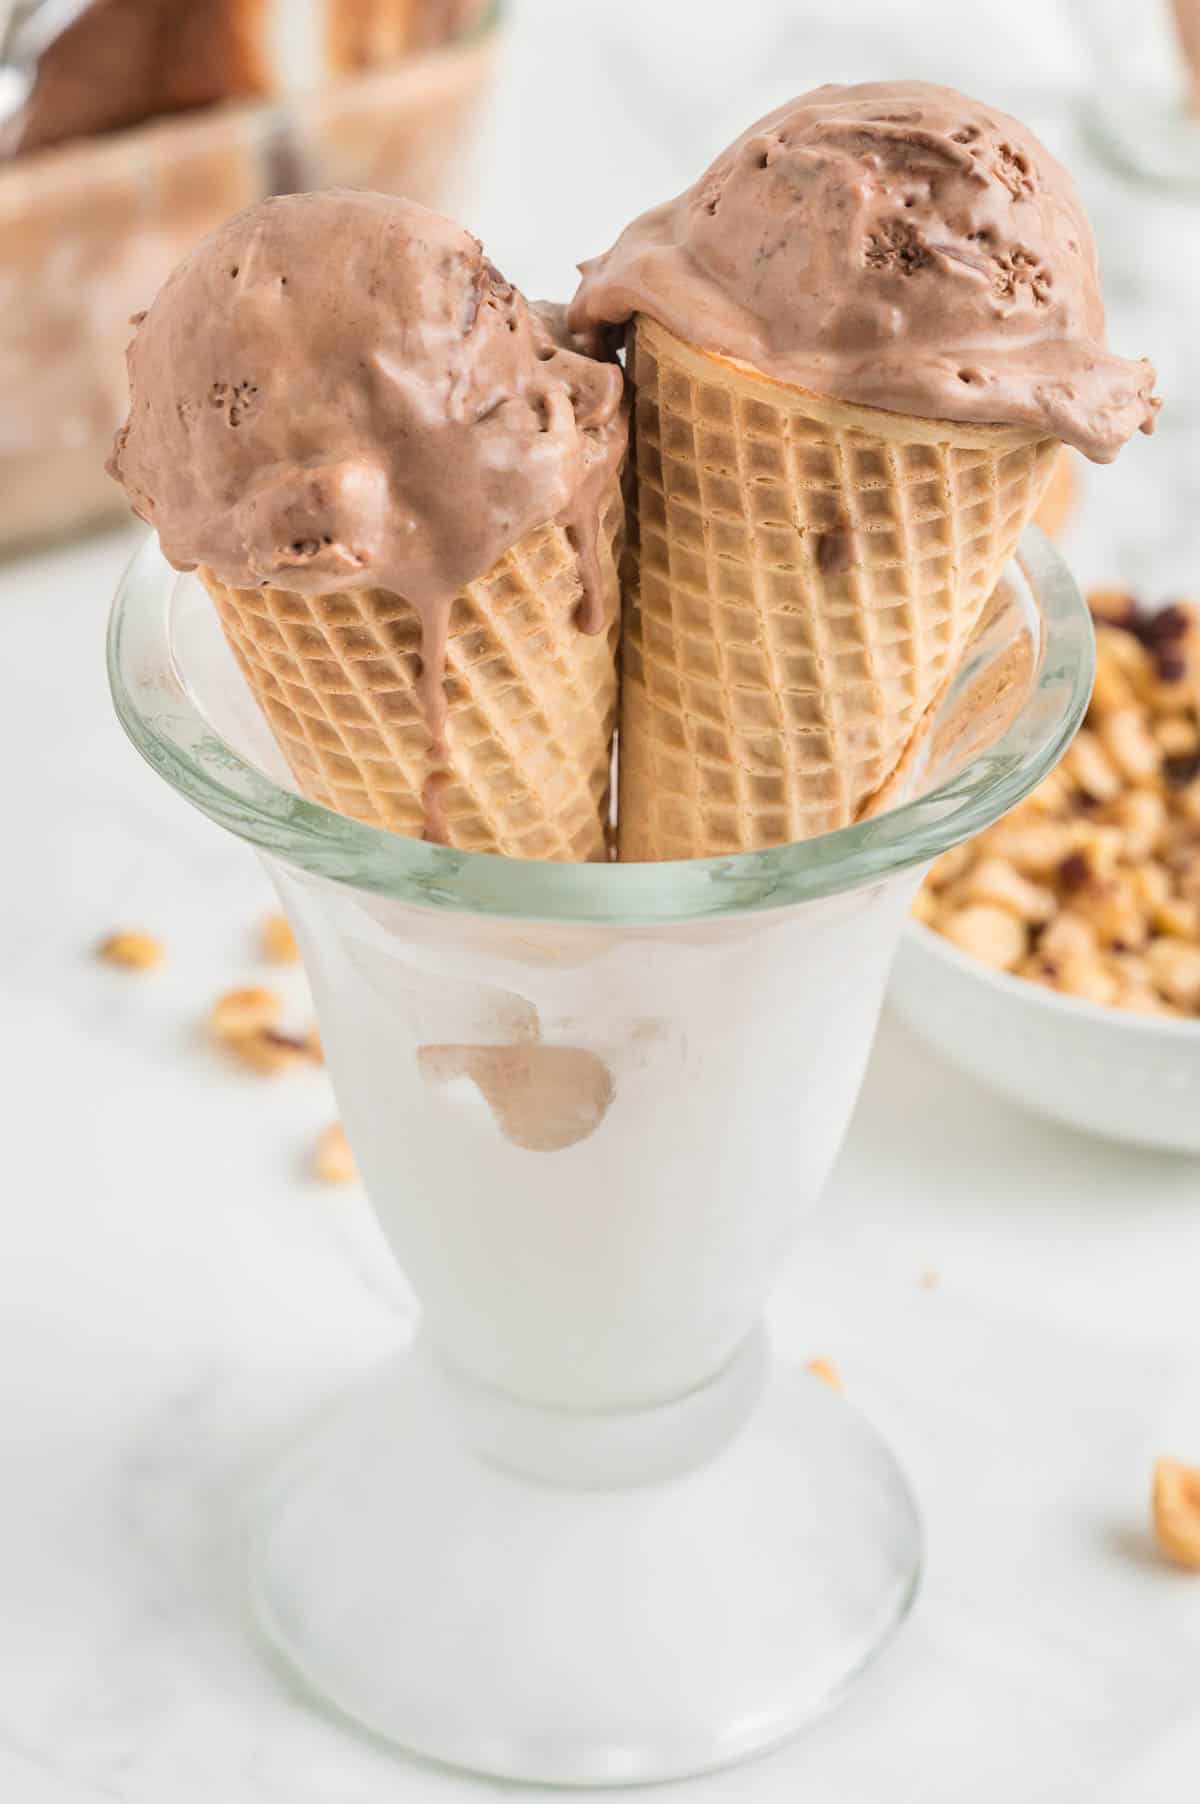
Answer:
top-left (0, 1), bottom-right (502, 557)
top-left (1078, 0), bottom-right (1200, 189)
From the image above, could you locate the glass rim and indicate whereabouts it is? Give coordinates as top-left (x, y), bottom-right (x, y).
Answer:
top-left (107, 528), bottom-right (1094, 928)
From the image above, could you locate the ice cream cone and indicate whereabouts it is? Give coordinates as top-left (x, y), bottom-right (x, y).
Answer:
top-left (617, 315), bottom-right (1060, 861)
top-left (200, 478), bottom-right (622, 861)
top-left (1031, 448), bottom-right (1077, 543)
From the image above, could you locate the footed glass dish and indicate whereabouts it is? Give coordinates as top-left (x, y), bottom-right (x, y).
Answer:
top-left (108, 529), bottom-right (1092, 1786)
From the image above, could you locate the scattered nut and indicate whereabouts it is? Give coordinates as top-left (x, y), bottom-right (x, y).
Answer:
top-left (210, 986), bottom-right (281, 1041)
top-left (314, 1122), bottom-right (357, 1184)
top-left (97, 930), bottom-right (164, 970)
top-left (1153, 1457), bottom-right (1200, 1570)
top-left (805, 1357), bottom-right (842, 1392)
top-left (223, 1028), bottom-right (313, 1076)
top-left (209, 986), bottom-right (325, 1077)
top-left (261, 912), bottom-right (300, 964)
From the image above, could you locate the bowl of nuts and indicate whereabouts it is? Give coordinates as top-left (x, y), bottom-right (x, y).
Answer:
top-left (890, 591), bottom-right (1200, 1153)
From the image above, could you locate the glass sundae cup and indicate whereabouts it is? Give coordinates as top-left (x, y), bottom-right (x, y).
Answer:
top-left (108, 526), bottom-right (1092, 1786)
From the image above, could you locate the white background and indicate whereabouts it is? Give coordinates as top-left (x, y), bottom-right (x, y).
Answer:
top-left (3, 2), bottom-right (1200, 1800)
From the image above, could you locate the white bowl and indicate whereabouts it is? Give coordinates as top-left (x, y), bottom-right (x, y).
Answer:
top-left (889, 920), bottom-right (1200, 1154)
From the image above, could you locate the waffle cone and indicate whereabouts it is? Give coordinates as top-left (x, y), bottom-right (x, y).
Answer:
top-left (199, 479), bottom-right (623, 860)
top-left (618, 314), bottom-right (1061, 861)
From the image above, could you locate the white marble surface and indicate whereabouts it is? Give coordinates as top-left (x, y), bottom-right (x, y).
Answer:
top-left (4, 1), bottom-right (1200, 1799)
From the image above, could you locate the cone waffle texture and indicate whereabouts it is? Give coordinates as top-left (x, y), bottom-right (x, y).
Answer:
top-left (199, 479), bottom-right (622, 860)
top-left (618, 314), bottom-right (1060, 861)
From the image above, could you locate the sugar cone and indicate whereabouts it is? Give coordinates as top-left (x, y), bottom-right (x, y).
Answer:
top-left (200, 478), bottom-right (622, 860)
top-left (618, 315), bottom-right (1061, 861)
top-left (1032, 447), bottom-right (1077, 541)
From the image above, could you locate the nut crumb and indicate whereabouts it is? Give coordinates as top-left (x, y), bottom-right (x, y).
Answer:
top-left (98, 930), bottom-right (163, 970)
top-left (1153, 1457), bottom-right (1200, 1569)
top-left (261, 913), bottom-right (299, 964)
top-left (805, 1356), bottom-right (842, 1392)
top-left (314, 1123), bottom-right (357, 1184)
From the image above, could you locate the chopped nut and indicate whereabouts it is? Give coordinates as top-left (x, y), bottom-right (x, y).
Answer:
top-left (1132, 862), bottom-right (1171, 914)
top-left (1088, 648), bottom-right (1135, 715)
top-left (1114, 789), bottom-right (1167, 861)
top-left (1097, 708), bottom-right (1161, 785)
top-left (941, 904), bottom-right (1027, 971)
top-left (1066, 872), bottom-right (1148, 949)
top-left (97, 930), bottom-right (164, 970)
top-left (1154, 895), bottom-right (1200, 939)
top-left (1035, 911), bottom-right (1098, 963)
top-left (261, 912), bottom-right (300, 964)
top-left (1057, 958), bottom-right (1120, 1006)
top-left (986, 820), bottom-right (1074, 878)
top-left (224, 1028), bottom-right (313, 1075)
top-left (210, 986), bottom-right (281, 1041)
top-left (208, 984), bottom-right (321, 1076)
top-left (963, 855), bottom-right (1056, 923)
top-left (1093, 623), bottom-right (1155, 697)
top-left (1156, 717), bottom-right (1199, 759)
top-left (1065, 729), bottom-right (1122, 803)
top-left (1070, 824), bottom-right (1125, 876)
top-left (1146, 939), bottom-right (1200, 1009)
top-left (314, 1123), bottom-right (357, 1184)
top-left (1153, 1457), bottom-right (1200, 1570)
top-left (805, 1357), bottom-right (842, 1392)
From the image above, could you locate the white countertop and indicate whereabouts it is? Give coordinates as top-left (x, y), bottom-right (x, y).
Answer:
top-left (5, 2), bottom-right (1200, 1799)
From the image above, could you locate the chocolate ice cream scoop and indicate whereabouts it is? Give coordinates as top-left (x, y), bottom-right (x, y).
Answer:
top-left (109, 188), bottom-right (627, 623)
top-left (569, 80), bottom-right (1159, 463)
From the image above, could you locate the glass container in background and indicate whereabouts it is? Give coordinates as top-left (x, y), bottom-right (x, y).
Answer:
top-left (106, 528), bottom-right (1092, 1785)
top-left (0, 1), bottom-right (502, 558)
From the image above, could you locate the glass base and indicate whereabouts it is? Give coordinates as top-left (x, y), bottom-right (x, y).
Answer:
top-left (248, 1340), bottom-right (922, 1786)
